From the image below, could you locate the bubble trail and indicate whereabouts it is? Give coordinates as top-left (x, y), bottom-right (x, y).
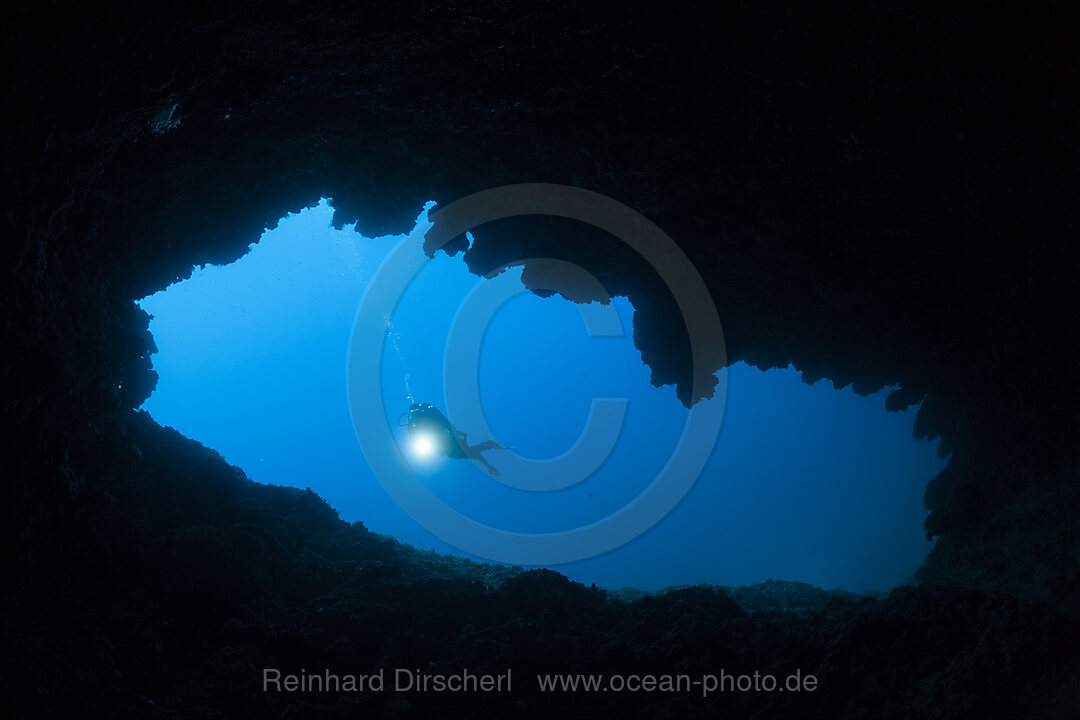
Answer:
top-left (383, 311), bottom-right (413, 404)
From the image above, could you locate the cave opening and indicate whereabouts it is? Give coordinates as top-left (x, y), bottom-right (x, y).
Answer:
top-left (138, 199), bottom-right (947, 593)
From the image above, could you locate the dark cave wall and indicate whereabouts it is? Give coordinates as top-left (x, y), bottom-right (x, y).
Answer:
top-left (3, 0), bottom-right (1079, 602)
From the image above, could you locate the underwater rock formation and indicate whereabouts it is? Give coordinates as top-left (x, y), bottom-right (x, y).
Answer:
top-left (3, 1), bottom-right (1078, 716)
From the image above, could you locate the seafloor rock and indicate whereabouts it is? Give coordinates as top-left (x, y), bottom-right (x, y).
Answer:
top-left (2, 413), bottom-right (1076, 718)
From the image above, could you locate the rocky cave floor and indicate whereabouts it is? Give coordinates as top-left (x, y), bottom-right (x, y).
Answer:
top-left (2, 412), bottom-right (1076, 718)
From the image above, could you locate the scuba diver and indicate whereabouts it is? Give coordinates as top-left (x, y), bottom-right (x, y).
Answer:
top-left (400, 403), bottom-right (509, 476)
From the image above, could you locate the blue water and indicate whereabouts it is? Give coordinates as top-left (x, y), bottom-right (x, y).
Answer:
top-left (139, 199), bottom-right (946, 593)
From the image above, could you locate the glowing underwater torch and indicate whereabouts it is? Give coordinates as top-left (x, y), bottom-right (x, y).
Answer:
top-left (410, 431), bottom-right (439, 459)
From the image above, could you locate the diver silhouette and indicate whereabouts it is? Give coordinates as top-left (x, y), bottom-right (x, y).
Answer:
top-left (401, 403), bottom-right (508, 476)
